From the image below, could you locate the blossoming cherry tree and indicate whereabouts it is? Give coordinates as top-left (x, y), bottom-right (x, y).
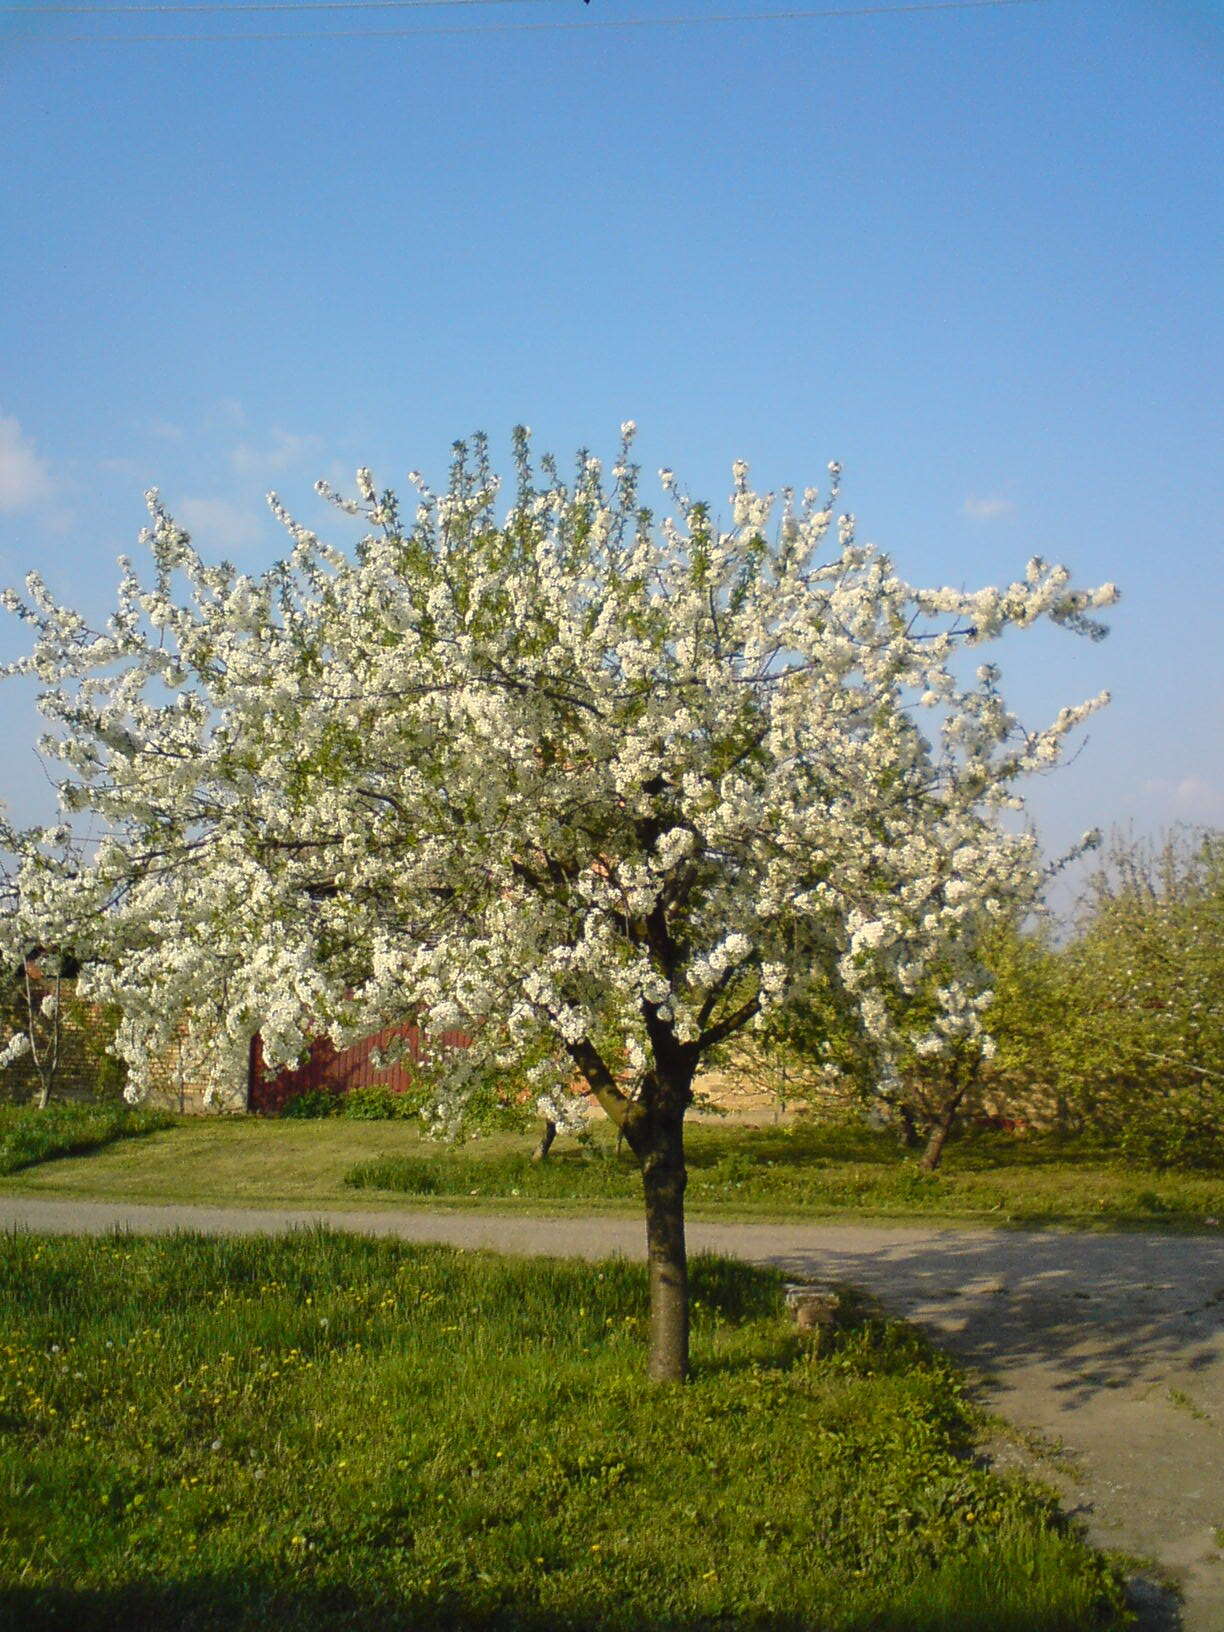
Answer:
top-left (0, 426), bottom-right (1116, 1380)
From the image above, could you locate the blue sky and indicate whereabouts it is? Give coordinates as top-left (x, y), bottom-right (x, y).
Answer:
top-left (0, 0), bottom-right (1220, 902)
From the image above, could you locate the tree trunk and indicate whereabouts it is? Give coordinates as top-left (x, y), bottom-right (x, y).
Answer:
top-left (530, 1118), bottom-right (557, 1162)
top-left (638, 1111), bottom-right (689, 1383)
top-left (918, 1084), bottom-right (969, 1174)
top-left (566, 1037), bottom-right (694, 1384)
top-left (34, 1081), bottom-right (51, 1111)
top-left (897, 1101), bottom-right (921, 1149)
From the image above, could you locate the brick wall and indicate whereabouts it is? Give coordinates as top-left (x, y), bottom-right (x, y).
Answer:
top-left (0, 972), bottom-right (120, 1105)
top-left (0, 971), bottom-right (247, 1113)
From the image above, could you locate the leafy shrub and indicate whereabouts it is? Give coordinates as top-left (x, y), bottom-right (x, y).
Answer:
top-left (278, 1084), bottom-right (440, 1122)
top-left (278, 1089), bottom-right (343, 1119)
top-left (276, 1069), bottom-right (541, 1129)
top-left (340, 1084), bottom-right (420, 1121)
top-left (1109, 1089), bottom-right (1224, 1172)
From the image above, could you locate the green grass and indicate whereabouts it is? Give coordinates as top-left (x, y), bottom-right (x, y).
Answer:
top-left (345, 1118), bottom-right (1224, 1229)
top-left (3, 1112), bottom-right (1221, 1229)
top-left (0, 1232), bottom-right (1128, 1630)
top-left (0, 1103), bottom-right (175, 1176)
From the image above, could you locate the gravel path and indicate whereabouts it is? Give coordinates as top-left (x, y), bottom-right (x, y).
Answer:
top-left (3, 1196), bottom-right (1221, 1630)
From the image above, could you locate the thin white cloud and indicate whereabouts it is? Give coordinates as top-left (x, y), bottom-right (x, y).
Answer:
top-left (148, 419), bottom-right (184, 443)
top-left (177, 496), bottom-right (266, 552)
top-left (0, 415), bottom-right (53, 512)
top-left (963, 493), bottom-right (1014, 522)
top-left (231, 426), bottom-right (323, 478)
top-left (1141, 776), bottom-right (1224, 822)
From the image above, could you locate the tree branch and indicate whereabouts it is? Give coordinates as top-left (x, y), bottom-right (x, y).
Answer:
top-left (565, 1037), bottom-right (635, 1128)
top-left (697, 994), bottom-right (761, 1053)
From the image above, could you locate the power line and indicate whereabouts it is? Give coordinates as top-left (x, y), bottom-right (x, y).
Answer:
top-left (2, 0), bottom-right (562, 13)
top-left (2, 0), bottom-right (1051, 41)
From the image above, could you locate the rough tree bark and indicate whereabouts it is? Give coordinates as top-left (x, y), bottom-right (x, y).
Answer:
top-left (627, 1096), bottom-right (690, 1384)
top-left (530, 1118), bottom-right (557, 1162)
top-left (917, 1055), bottom-right (979, 1174)
top-left (25, 962), bottom-right (61, 1111)
top-left (569, 1037), bottom-right (695, 1382)
top-left (917, 1092), bottom-right (963, 1173)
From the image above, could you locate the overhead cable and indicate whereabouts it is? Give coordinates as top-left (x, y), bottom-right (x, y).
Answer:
top-left (4, 0), bottom-right (1051, 42)
top-left (3, 0), bottom-right (562, 13)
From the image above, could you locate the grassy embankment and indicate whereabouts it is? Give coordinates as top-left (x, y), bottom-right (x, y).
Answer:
top-left (0, 1103), bottom-right (174, 1177)
top-left (0, 1231), bottom-right (1128, 1631)
top-left (348, 1119), bottom-right (1224, 1227)
top-left (2, 1107), bottom-right (1221, 1229)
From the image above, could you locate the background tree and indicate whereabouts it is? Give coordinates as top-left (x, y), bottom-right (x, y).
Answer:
top-left (902, 831), bottom-right (1223, 1168)
top-left (713, 972), bottom-right (871, 1125)
top-left (727, 910), bottom-right (1078, 1170)
top-left (1053, 828), bottom-right (1224, 1167)
top-left (974, 915), bottom-right (1074, 1130)
top-left (865, 903), bottom-right (1094, 1169)
top-left (0, 427), bottom-right (1117, 1379)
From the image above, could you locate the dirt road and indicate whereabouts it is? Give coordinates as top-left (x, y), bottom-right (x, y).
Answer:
top-left (2, 1197), bottom-right (1221, 1630)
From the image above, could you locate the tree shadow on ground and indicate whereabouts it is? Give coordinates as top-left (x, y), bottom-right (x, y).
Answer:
top-left (760, 1228), bottom-right (1224, 1406)
top-left (757, 1229), bottom-right (1213, 1632)
top-left (754, 1232), bottom-right (1214, 1632)
top-left (0, 1578), bottom-right (1122, 1632)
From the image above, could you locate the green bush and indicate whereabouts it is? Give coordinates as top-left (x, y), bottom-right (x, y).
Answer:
top-left (341, 1084), bottom-right (420, 1120)
top-left (278, 1071), bottom-right (537, 1130)
top-left (279, 1084), bottom-right (442, 1121)
top-left (278, 1088), bottom-right (343, 1119)
top-left (1108, 1088), bottom-right (1224, 1172)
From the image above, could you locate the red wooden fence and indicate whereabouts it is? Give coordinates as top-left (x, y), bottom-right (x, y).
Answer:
top-left (247, 1022), bottom-right (471, 1115)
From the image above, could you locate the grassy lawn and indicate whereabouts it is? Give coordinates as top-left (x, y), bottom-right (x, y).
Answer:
top-left (0, 1103), bottom-right (175, 1177)
top-left (348, 1119), bottom-right (1224, 1228)
top-left (0, 1114), bottom-right (429, 1209)
top-left (0, 1232), bottom-right (1128, 1631)
top-left (3, 1109), bottom-right (1221, 1229)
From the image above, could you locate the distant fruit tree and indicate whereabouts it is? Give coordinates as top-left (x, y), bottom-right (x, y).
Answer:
top-left (0, 426), bottom-right (1117, 1379)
